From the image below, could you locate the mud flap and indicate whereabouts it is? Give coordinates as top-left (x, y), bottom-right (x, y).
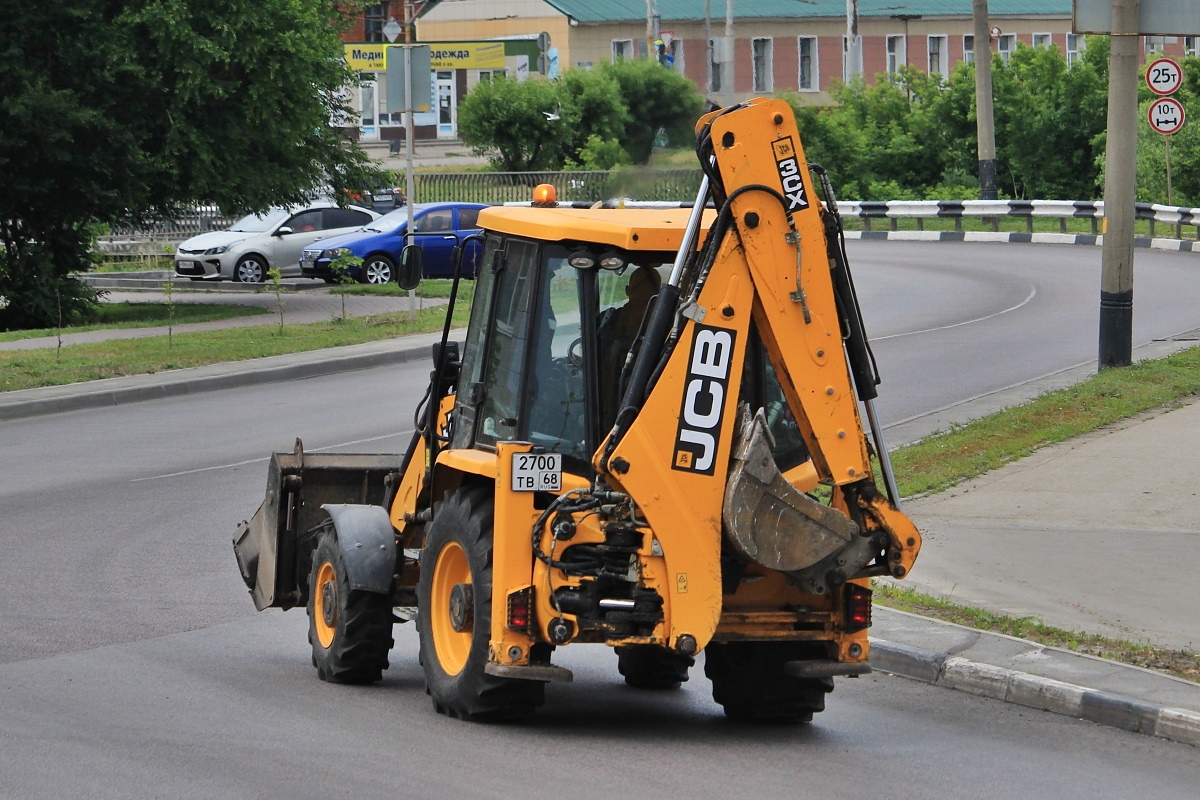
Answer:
top-left (722, 406), bottom-right (860, 583)
top-left (320, 504), bottom-right (397, 594)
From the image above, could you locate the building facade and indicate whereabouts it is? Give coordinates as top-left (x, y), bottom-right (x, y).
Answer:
top-left (340, 1), bottom-right (1200, 141)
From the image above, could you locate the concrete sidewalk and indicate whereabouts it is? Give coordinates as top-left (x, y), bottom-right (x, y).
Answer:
top-left (3, 291), bottom-right (1199, 747)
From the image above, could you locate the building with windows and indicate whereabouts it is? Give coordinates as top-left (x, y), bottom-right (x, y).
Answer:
top-left (340, 1), bottom-right (1199, 141)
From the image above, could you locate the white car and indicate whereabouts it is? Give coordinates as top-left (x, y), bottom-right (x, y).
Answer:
top-left (174, 202), bottom-right (379, 283)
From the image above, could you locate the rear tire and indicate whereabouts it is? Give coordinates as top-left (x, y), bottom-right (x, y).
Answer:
top-left (704, 642), bottom-right (833, 723)
top-left (616, 645), bottom-right (694, 689)
top-left (417, 487), bottom-right (544, 720)
top-left (307, 523), bottom-right (394, 684)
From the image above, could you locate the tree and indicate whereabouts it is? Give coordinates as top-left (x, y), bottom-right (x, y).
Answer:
top-left (786, 39), bottom-right (1113, 202)
top-left (557, 68), bottom-right (632, 166)
top-left (0, 0), bottom-right (383, 330)
top-left (458, 76), bottom-right (578, 171)
top-left (598, 59), bottom-right (706, 164)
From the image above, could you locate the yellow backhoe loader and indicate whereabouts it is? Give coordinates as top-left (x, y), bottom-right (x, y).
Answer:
top-left (234, 98), bottom-right (921, 722)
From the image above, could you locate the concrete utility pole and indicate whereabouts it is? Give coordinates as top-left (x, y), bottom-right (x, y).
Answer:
top-left (725, 0), bottom-right (735, 106)
top-left (647, 0), bottom-right (660, 57)
top-left (972, 0), bottom-right (997, 200)
top-left (705, 0), bottom-right (712, 98)
top-left (1099, 0), bottom-right (1141, 369)
top-left (846, 0), bottom-right (863, 82)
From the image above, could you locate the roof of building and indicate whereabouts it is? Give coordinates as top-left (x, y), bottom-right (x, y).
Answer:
top-left (539, 0), bottom-right (1072, 25)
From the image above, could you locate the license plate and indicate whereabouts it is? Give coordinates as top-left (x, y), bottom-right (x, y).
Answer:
top-left (178, 260), bottom-right (197, 268)
top-left (511, 452), bottom-right (561, 492)
top-left (300, 260), bottom-right (314, 269)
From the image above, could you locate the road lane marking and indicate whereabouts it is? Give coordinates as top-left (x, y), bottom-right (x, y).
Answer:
top-left (872, 285), bottom-right (1037, 341)
top-left (131, 431), bottom-right (413, 482)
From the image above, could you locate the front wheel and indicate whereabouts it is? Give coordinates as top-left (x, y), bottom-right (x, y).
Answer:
top-left (361, 254), bottom-right (395, 285)
top-left (234, 255), bottom-right (267, 283)
top-left (307, 522), bottom-right (394, 684)
top-left (616, 645), bottom-right (694, 689)
top-left (417, 488), bottom-right (544, 720)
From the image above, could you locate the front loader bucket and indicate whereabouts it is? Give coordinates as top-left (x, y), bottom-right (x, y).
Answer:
top-left (233, 439), bottom-right (402, 611)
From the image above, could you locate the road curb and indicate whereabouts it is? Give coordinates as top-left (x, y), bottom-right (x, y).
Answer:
top-left (0, 342), bottom-right (432, 421)
top-left (870, 639), bottom-right (1200, 747)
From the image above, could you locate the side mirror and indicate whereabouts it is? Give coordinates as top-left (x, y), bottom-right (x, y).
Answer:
top-left (398, 244), bottom-right (423, 290)
top-left (275, 227), bottom-right (293, 237)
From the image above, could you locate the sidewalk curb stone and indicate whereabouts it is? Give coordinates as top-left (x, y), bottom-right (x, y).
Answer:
top-left (871, 640), bottom-right (1200, 747)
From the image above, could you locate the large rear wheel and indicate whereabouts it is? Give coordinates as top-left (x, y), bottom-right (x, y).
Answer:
top-left (704, 642), bottom-right (833, 723)
top-left (616, 645), bottom-right (694, 689)
top-left (417, 487), bottom-right (544, 720)
top-left (307, 523), bottom-right (394, 684)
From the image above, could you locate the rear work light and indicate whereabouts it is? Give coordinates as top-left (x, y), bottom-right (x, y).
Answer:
top-left (845, 583), bottom-right (872, 632)
top-left (507, 587), bottom-right (533, 633)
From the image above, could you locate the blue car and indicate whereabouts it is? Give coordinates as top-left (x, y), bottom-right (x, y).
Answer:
top-left (300, 202), bottom-right (488, 284)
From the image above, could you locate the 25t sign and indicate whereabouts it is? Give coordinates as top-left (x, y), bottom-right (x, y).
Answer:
top-left (1146, 57), bottom-right (1183, 97)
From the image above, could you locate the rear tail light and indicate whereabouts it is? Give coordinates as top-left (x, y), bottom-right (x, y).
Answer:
top-left (507, 587), bottom-right (533, 633)
top-left (845, 584), bottom-right (872, 632)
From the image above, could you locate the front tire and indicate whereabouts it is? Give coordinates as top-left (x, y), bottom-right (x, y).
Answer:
top-left (704, 642), bottom-right (833, 723)
top-left (234, 255), bottom-right (267, 283)
top-left (616, 645), bottom-right (694, 689)
top-left (361, 254), bottom-right (395, 285)
top-left (307, 522), bottom-right (394, 684)
top-left (417, 487), bottom-right (544, 720)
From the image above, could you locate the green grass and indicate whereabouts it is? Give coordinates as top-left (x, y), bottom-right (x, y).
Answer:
top-left (92, 254), bottom-right (174, 273)
top-left (0, 305), bottom-right (470, 392)
top-left (888, 346), bottom-right (1200, 499)
top-left (333, 280), bottom-right (475, 300)
top-left (0, 302), bottom-right (266, 342)
top-left (874, 583), bottom-right (1200, 683)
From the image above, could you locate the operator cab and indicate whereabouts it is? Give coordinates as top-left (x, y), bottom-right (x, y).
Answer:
top-left (445, 204), bottom-right (807, 479)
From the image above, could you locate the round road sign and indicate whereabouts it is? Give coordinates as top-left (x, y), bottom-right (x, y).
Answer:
top-left (1146, 57), bottom-right (1183, 96)
top-left (1148, 97), bottom-right (1186, 135)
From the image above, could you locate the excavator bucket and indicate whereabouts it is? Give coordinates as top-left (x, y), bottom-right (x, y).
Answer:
top-left (723, 406), bottom-right (862, 591)
top-left (233, 439), bottom-right (401, 611)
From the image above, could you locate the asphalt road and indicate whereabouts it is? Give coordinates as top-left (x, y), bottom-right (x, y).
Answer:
top-left (3, 241), bottom-right (1200, 796)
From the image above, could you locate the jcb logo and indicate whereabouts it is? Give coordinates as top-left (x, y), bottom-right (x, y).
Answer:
top-left (673, 325), bottom-right (736, 475)
top-left (773, 137), bottom-right (809, 213)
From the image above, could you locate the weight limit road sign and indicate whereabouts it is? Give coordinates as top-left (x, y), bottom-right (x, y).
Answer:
top-left (1148, 97), bottom-right (1186, 135)
top-left (1146, 57), bottom-right (1183, 96)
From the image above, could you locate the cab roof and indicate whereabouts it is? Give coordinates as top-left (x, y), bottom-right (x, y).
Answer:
top-left (477, 206), bottom-right (717, 252)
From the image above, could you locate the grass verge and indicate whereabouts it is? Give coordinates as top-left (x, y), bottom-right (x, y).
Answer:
top-left (874, 583), bottom-right (1200, 684)
top-left (0, 303), bottom-right (266, 343)
top-left (0, 305), bottom-right (468, 392)
top-left (333, 280), bottom-right (474, 300)
top-left (888, 345), bottom-right (1200, 498)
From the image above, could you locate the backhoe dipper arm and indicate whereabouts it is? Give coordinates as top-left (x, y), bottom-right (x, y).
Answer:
top-left (598, 99), bottom-right (919, 647)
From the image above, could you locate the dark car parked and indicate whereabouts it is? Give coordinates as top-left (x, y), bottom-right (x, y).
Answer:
top-left (300, 202), bottom-right (488, 284)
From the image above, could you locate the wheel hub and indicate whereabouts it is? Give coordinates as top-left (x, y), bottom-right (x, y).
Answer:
top-left (449, 583), bottom-right (474, 632)
top-left (321, 580), bottom-right (337, 628)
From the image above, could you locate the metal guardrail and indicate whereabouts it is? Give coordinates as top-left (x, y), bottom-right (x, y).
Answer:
top-left (839, 200), bottom-right (1200, 240)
